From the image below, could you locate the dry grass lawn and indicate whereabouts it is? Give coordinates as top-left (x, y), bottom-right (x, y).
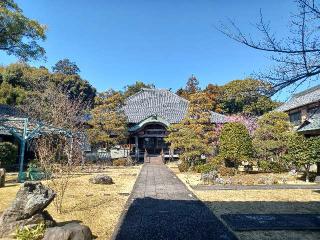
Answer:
top-left (0, 166), bottom-right (141, 239)
top-left (168, 162), bottom-right (320, 240)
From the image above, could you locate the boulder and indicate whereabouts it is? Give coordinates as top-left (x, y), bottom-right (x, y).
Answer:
top-left (0, 181), bottom-right (56, 237)
top-left (89, 174), bottom-right (113, 185)
top-left (43, 222), bottom-right (93, 240)
top-left (0, 169), bottom-right (5, 188)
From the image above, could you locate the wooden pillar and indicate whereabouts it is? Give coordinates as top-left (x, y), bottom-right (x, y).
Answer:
top-left (135, 136), bottom-right (139, 160)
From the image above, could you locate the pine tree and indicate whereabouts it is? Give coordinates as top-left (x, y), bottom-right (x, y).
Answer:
top-left (87, 91), bottom-right (127, 150)
top-left (166, 92), bottom-right (215, 168)
top-left (185, 74), bottom-right (200, 94)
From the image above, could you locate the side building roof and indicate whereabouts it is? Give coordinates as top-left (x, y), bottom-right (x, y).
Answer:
top-left (122, 88), bottom-right (227, 124)
top-left (276, 85), bottom-right (320, 112)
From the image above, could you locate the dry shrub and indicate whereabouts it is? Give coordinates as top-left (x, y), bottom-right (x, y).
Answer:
top-left (34, 135), bottom-right (83, 213)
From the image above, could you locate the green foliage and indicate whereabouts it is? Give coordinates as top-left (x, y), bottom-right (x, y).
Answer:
top-left (286, 134), bottom-right (320, 182)
top-left (0, 82), bottom-right (26, 105)
top-left (0, 63), bottom-right (96, 106)
top-left (15, 223), bottom-right (46, 240)
top-left (0, 0), bottom-right (46, 61)
top-left (88, 91), bottom-right (127, 150)
top-left (123, 81), bottom-right (155, 98)
top-left (219, 122), bottom-right (253, 167)
top-left (0, 142), bottom-right (18, 167)
top-left (219, 79), bottom-right (278, 115)
top-left (253, 111), bottom-right (291, 170)
top-left (51, 73), bottom-right (96, 104)
top-left (52, 58), bottom-right (80, 75)
top-left (258, 160), bottom-right (288, 173)
top-left (195, 163), bottom-right (216, 173)
top-left (166, 92), bottom-right (215, 167)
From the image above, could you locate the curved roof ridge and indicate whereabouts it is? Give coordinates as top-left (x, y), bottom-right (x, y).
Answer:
top-left (123, 88), bottom-right (226, 124)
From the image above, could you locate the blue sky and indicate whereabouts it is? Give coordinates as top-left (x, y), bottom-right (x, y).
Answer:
top-left (0, 0), bottom-right (313, 100)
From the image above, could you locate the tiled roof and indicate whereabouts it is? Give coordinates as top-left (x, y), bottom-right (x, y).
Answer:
top-left (297, 113), bottom-right (320, 133)
top-left (123, 88), bottom-right (227, 124)
top-left (0, 105), bottom-right (25, 135)
top-left (0, 104), bottom-right (25, 118)
top-left (276, 85), bottom-right (320, 112)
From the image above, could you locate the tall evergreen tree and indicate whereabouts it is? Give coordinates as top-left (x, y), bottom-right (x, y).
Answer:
top-left (87, 91), bottom-right (127, 150)
top-left (166, 92), bottom-right (215, 168)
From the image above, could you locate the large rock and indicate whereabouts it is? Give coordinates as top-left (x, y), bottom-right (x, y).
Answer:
top-left (0, 181), bottom-right (56, 237)
top-left (43, 222), bottom-right (93, 240)
top-left (0, 169), bottom-right (5, 188)
top-left (89, 174), bottom-right (113, 185)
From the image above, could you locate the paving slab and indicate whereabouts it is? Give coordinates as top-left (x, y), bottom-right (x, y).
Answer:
top-left (112, 160), bottom-right (237, 240)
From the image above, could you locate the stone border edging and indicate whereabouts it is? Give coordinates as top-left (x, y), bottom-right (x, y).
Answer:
top-left (191, 184), bottom-right (320, 191)
top-left (110, 165), bottom-right (143, 240)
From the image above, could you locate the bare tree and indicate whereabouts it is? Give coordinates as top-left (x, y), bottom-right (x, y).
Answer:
top-left (219, 0), bottom-right (320, 92)
top-left (34, 135), bottom-right (83, 213)
top-left (24, 84), bottom-right (88, 213)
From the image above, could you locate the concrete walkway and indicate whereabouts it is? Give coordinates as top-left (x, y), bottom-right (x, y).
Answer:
top-left (112, 158), bottom-right (237, 240)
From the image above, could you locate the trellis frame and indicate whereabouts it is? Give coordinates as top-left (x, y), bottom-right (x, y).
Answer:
top-left (0, 117), bottom-right (72, 182)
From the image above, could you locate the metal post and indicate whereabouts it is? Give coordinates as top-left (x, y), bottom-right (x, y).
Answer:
top-left (18, 118), bottom-right (28, 183)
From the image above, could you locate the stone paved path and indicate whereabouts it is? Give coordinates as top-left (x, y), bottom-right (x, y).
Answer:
top-left (112, 159), bottom-right (237, 240)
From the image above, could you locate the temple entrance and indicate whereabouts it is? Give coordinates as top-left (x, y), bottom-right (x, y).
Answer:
top-left (128, 117), bottom-right (170, 160)
top-left (143, 137), bottom-right (166, 155)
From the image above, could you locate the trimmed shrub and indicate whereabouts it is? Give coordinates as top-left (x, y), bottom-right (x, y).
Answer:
top-left (195, 163), bottom-right (216, 173)
top-left (0, 142), bottom-right (18, 167)
top-left (219, 122), bottom-right (253, 167)
top-left (112, 158), bottom-right (127, 166)
top-left (217, 166), bottom-right (237, 176)
top-left (178, 161), bottom-right (189, 172)
top-left (258, 160), bottom-right (288, 173)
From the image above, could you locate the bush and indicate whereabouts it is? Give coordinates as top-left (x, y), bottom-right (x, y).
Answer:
top-left (15, 223), bottom-right (45, 240)
top-left (219, 122), bottom-right (253, 167)
top-left (0, 142), bottom-right (18, 167)
top-left (195, 163), bottom-right (216, 173)
top-left (258, 160), bottom-right (288, 173)
top-left (178, 161), bottom-right (189, 172)
top-left (112, 158), bottom-right (127, 166)
top-left (217, 166), bottom-right (237, 176)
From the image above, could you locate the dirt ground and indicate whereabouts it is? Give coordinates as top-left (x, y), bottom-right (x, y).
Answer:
top-left (0, 166), bottom-right (141, 239)
top-left (168, 162), bottom-right (320, 240)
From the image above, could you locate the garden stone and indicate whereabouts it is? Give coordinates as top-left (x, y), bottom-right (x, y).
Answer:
top-left (43, 222), bottom-right (93, 240)
top-left (89, 174), bottom-right (113, 185)
top-left (0, 168), bottom-right (5, 188)
top-left (0, 181), bottom-right (56, 237)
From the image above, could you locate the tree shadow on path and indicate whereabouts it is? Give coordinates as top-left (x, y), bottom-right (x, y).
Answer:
top-left (112, 197), bottom-right (238, 240)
